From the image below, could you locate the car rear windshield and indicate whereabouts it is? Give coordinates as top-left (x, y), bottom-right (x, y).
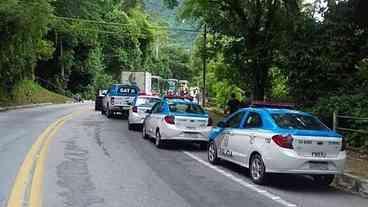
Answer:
top-left (136, 97), bottom-right (160, 107)
top-left (271, 113), bottom-right (328, 130)
top-left (113, 86), bottom-right (138, 96)
top-left (169, 103), bottom-right (204, 114)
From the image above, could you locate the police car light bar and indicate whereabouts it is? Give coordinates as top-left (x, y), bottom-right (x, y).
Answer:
top-left (164, 95), bottom-right (194, 101)
top-left (250, 101), bottom-right (295, 109)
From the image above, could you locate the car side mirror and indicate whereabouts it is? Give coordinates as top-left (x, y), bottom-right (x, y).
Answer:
top-left (217, 121), bottom-right (227, 128)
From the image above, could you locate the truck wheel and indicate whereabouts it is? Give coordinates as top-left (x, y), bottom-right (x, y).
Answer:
top-left (107, 107), bottom-right (112, 119)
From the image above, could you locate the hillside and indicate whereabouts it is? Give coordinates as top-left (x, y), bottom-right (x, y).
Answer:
top-left (0, 80), bottom-right (70, 107)
top-left (144, 0), bottom-right (198, 49)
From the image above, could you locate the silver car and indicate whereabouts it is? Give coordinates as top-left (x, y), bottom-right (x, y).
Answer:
top-left (142, 98), bottom-right (212, 149)
top-left (128, 95), bottom-right (161, 130)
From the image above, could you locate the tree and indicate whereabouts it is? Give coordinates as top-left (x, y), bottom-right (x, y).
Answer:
top-left (171, 0), bottom-right (301, 100)
top-left (0, 0), bottom-right (53, 93)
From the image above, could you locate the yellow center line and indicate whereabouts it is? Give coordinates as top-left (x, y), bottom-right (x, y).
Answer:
top-left (6, 109), bottom-right (85, 207)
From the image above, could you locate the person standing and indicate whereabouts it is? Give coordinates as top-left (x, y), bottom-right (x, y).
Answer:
top-left (225, 93), bottom-right (240, 115)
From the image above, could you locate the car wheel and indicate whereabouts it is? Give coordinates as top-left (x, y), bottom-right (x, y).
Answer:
top-left (155, 130), bottom-right (164, 148)
top-left (313, 175), bottom-right (335, 186)
top-left (142, 124), bottom-right (148, 139)
top-left (200, 142), bottom-right (208, 151)
top-left (208, 141), bottom-right (219, 165)
top-left (250, 154), bottom-right (268, 185)
top-left (106, 106), bottom-right (112, 119)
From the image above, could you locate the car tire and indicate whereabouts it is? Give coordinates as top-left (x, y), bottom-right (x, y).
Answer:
top-left (155, 130), bottom-right (164, 148)
top-left (208, 141), bottom-right (220, 165)
top-left (200, 142), bottom-right (208, 151)
top-left (250, 154), bottom-right (268, 185)
top-left (106, 106), bottom-right (112, 119)
top-left (313, 175), bottom-right (335, 186)
top-left (142, 124), bottom-right (148, 139)
top-left (128, 122), bottom-right (134, 131)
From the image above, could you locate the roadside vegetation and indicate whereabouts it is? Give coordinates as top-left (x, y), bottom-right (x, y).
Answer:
top-left (0, 80), bottom-right (69, 107)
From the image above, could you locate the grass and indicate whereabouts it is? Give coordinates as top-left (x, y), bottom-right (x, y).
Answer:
top-left (0, 80), bottom-right (70, 107)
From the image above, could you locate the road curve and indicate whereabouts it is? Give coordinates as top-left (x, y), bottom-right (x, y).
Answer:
top-left (0, 104), bottom-right (366, 207)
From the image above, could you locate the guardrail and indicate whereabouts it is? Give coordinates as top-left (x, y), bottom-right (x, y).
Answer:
top-left (333, 111), bottom-right (368, 134)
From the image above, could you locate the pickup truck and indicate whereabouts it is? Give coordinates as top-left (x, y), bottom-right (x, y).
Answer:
top-left (102, 84), bottom-right (139, 118)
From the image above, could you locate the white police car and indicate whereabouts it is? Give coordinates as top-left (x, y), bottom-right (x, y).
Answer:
top-left (208, 103), bottom-right (346, 186)
top-left (142, 97), bottom-right (212, 149)
top-left (128, 94), bottom-right (161, 130)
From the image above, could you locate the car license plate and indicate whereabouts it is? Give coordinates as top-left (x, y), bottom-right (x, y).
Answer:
top-left (309, 162), bottom-right (328, 170)
top-left (184, 132), bottom-right (199, 138)
top-left (312, 152), bottom-right (327, 158)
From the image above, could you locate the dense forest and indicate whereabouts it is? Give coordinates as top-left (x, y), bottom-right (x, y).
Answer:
top-left (0, 0), bottom-right (192, 101)
top-left (0, 0), bottom-right (367, 148)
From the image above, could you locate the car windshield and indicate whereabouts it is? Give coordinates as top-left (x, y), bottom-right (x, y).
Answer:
top-left (115, 86), bottom-right (138, 96)
top-left (169, 102), bottom-right (204, 114)
top-left (271, 113), bottom-right (328, 130)
top-left (136, 97), bottom-right (160, 107)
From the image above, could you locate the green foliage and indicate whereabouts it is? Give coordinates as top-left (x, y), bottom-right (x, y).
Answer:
top-left (312, 94), bottom-right (368, 149)
top-left (179, 0), bottom-right (301, 100)
top-left (0, 0), bottom-right (53, 89)
top-left (0, 80), bottom-right (69, 106)
top-left (284, 0), bottom-right (368, 106)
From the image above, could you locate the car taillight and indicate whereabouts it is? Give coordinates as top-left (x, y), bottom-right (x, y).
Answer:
top-left (341, 137), bottom-right (346, 151)
top-left (164, 116), bottom-right (175, 125)
top-left (207, 117), bottom-right (213, 126)
top-left (272, 135), bottom-right (294, 149)
top-left (132, 106), bottom-right (138, 113)
top-left (111, 97), bottom-right (115, 105)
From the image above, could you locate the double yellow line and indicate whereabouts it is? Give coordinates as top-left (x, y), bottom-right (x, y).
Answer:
top-left (6, 112), bottom-right (79, 207)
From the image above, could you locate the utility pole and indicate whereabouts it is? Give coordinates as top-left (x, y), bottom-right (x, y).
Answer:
top-left (202, 24), bottom-right (207, 107)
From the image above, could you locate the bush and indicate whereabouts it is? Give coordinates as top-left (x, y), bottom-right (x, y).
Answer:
top-left (312, 94), bottom-right (368, 150)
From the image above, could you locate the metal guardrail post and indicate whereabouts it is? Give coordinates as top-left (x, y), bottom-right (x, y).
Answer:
top-left (333, 111), bottom-right (337, 131)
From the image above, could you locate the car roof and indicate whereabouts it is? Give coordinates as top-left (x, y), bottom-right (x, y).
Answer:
top-left (166, 99), bottom-right (195, 104)
top-left (239, 107), bottom-right (312, 116)
top-left (112, 84), bottom-right (139, 88)
top-left (138, 95), bottom-right (160, 99)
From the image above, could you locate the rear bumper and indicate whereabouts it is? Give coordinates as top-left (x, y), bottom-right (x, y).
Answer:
top-left (109, 105), bottom-right (131, 112)
top-left (160, 125), bottom-right (211, 142)
top-left (263, 149), bottom-right (346, 174)
top-left (129, 112), bottom-right (145, 124)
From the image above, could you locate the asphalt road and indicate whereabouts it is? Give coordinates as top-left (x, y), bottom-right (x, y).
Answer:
top-left (0, 104), bottom-right (366, 207)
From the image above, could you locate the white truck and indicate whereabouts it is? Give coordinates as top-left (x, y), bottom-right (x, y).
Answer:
top-left (121, 71), bottom-right (152, 94)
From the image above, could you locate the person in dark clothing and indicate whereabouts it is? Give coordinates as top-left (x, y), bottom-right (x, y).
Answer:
top-left (226, 93), bottom-right (240, 115)
top-left (240, 93), bottom-right (252, 108)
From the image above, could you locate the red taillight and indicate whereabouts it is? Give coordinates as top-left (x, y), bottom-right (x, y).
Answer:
top-left (132, 106), bottom-right (138, 113)
top-left (341, 137), bottom-right (346, 151)
top-left (111, 97), bottom-right (115, 105)
top-left (272, 135), bottom-right (294, 149)
top-left (207, 117), bottom-right (213, 126)
top-left (164, 116), bottom-right (175, 125)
